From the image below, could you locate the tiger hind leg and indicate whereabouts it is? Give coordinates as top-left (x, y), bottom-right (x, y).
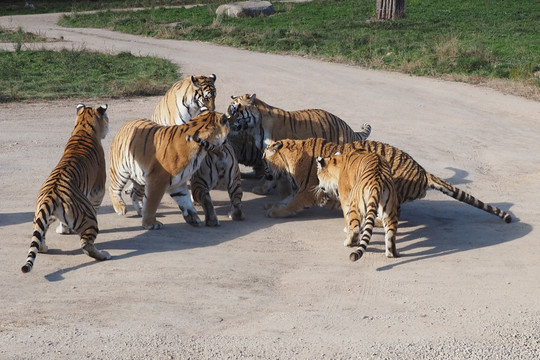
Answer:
top-left (349, 207), bottom-right (377, 262)
top-left (226, 158), bottom-right (245, 221)
top-left (66, 198), bottom-right (110, 261)
top-left (382, 212), bottom-right (399, 258)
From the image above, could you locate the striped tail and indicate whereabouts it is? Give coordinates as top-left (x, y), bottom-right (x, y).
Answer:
top-left (349, 191), bottom-right (379, 262)
top-left (186, 135), bottom-right (216, 152)
top-left (426, 173), bottom-right (512, 223)
top-left (354, 123), bottom-right (372, 141)
top-left (22, 200), bottom-right (54, 273)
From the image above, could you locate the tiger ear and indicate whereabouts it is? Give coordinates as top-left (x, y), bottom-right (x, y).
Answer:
top-left (97, 104), bottom-right (108, 116)
top-left (334, 151), bottom-right (342, 156)
top-left (76, 104), bottom-right (85, 114)
top-left (248, 93), bottom-right (256, 104)
top-left (230, 95), bottom-right (237, 100)
top-left (191, 75), bottom-right (201, 88)
top-left (209, 74), bottom-right (216, 81)
top-left (316, 156), bottom-right (325, 167)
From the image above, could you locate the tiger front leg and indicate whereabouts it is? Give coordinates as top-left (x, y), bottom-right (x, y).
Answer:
top-left (169, 184), bottom-right (202, 227)
top-left (226, 160), bottom-right (245, 221)
top-left (130, 182), bottom-right (145, 217)
top-left (193, 187), bottom-right (219, 227)
top-left (56, 222), bottom-right (76, 234)
top-left (141, 176), bottom-right (168, 230)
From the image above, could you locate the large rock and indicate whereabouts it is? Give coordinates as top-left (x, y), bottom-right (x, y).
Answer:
top-left (216, 1), bottom-right (275, 18)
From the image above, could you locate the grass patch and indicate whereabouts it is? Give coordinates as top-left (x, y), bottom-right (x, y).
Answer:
top-left (0, 48), bottom-right (179, 102)
top-left (0, 0), bottom-right (226, 16)
top-left (59, 0), bottom-right (540, 91)
top-left (0, 27), bottom-right (47, 43)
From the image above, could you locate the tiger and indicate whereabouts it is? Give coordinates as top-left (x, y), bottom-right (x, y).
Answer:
top-left (151, 74), bottom-right (217, 125)
top-left (108, 111), bottom-right (230, 230)
top-left (263, 137), bottom-right (512, 223)
top-left (225, 93), bottom-right (372, 194)
top-left (151, 74), bottom-right (244, 226)
top-left (316, 150), bottom-right (399, 261)
top-left (21, 104), bottom-right (111, 273)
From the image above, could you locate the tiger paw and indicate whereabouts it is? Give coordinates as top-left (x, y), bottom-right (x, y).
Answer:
top-left (82, 244), bottom-right (112, 260)
top-left (184, 211), bottom-right (203, 227)
top-left (56, 223), bottom-right (75, 235)
top-left (205, 217), bottom-right (220, 227)
top-left (266, 208), bottom-right (295, 218)
top-left (229, 207), bottom-right (245, 221)
top-left (113, 204), bottom-right (127, 216)
top-left (142, 221), bottom-right (163, 230)
top-left (252, 185), bottom-right (269, 195)
top-left (385, 249), bottom-right (399, 258)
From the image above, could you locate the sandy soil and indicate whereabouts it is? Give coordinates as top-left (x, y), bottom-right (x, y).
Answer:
top-left (1, 11), bottom-right (539, 360)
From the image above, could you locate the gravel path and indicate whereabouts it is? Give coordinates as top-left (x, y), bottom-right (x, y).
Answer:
top-left (1, 11), bottom-right (539, 360)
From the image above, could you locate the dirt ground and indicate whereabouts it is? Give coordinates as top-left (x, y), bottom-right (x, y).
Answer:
top-left (1, 12), bottom-right (539, 360)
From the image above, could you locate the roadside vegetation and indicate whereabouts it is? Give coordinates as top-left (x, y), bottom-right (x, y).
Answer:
top-left (0, 0), bottom-right (538, 101)
top-left (0, 1), bottom-right (226, 16)
top-left (0, 46), bottom-right (179, 102)
top-left (58, 0), bottom-right (539, 98)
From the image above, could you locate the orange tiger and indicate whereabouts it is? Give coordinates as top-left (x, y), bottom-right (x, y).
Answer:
top-left (151, 74), bottom-right (217, 125)
top-left (22, 104), bottom-right (111, 273)
top-left (109, 111), bottom-right (229, 230)
top-left (316, 150), bottom-right (399, 261)
top-left (226, 93), bottom-right (372, 194)
top-left (263, 138), bottom-right (512, 223)
top-left (151, 74), bottom-right (244, 225)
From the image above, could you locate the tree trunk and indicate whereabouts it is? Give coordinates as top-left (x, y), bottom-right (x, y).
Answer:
top-left (376, 0), bottom-right (405, 20)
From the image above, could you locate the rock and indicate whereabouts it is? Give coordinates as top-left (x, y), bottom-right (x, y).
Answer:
top-left (216, 1), bottom-right (275, 18)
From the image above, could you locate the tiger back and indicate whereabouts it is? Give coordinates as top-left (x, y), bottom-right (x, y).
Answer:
top-left (151, 74), bottom-right (244, 226)
top-left (264, 138), bottom-right (512, 223)
top-left (109, 112), bottom-right (230, 230)
top-left (21, 104), bottom-right (111, 273)
top-left (316, 150), bottom-right (399, 261)
top-left (226, 93), bottom-right (371, 194)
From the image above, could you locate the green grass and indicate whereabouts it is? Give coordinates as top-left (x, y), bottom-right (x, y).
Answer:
top-left (59, 0), bottom-right (540, 89)
top-left (0, 0), bottom-right (226, 16)
top-left (0, 48), bottom-right (180, 102)
top-left (0, 27), bottom-right (47, 43)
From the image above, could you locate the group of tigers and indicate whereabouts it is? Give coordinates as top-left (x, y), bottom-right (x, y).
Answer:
top-left (22, 74), bottom-right (512, 273)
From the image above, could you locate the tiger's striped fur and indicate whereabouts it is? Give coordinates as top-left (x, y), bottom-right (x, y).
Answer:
top-left (151, 74), bottom-right (244, 225)
top-left (263, 138), bottom-right (512, 223)
top-left (316, 150), bottom-right (399, 261)
top-left (151, 74), bottom-right (217, 125)
top-left (226, 93), bottom-right (371, 194)
top-left (21, 104), bottom-right (111, 273)
top-left (109, 112), bottom-right (229, 230)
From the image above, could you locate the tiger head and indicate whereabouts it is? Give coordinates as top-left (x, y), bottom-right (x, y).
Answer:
top-left (226, 93), bottom-right (259, 133)
top-left (315, 152), bottom-right (343, 199)
top-left (191, 74), bottom-right (217, 113)
top-left (75, 104), bottom-right (109, 139)
top-left (262, 139), bottom-right (285, 181)
top-left (188, 111), bottom-right (230, 148)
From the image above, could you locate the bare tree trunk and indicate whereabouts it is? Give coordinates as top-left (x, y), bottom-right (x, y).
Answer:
top-left (376, 0), bottom-right (405, 20)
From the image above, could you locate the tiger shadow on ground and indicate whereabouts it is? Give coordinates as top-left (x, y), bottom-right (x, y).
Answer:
top-left (43, 186), bottom-right (278, 281)
top-left (374, 199), bottom-right (529, 271)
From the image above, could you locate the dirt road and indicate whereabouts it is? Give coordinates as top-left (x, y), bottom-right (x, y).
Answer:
top-left (1, 11), bottom-right (539, 359)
